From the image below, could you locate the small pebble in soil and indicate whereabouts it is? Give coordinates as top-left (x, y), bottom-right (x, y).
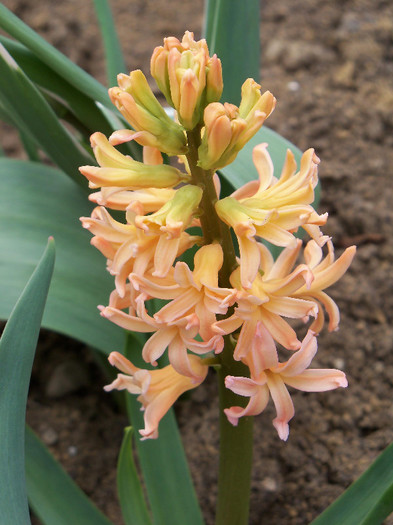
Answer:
top-left (67, 446), bottom-right (78, 457)
top-left (287, 81), bottom-right (300, 92)
top-left (40, 427), bottom-right (59, 446)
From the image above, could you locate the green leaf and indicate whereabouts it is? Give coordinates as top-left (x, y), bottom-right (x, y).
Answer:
top-left (203, 0), bottom-right (260, 104)
top-left (0, 44), bottom-right (93, 184)
top-left (93, 0), bottom-right (127, 86)
top-left (26, 426), bottom-right (113, 525)
top-left (0, 159), bottom-right (124, 354)
top-left (311, 441), bottom-right (393, 525)
top-left (124, 336), bottom-right (205, 525)
top-left (0, 36), bottom-right (115, 136)
top-left (117, 427), bottom-right (152, 525)
top-left (0, 238), bottom-right (55, 525)
top-left (0, 4), bottom-right (111, 109)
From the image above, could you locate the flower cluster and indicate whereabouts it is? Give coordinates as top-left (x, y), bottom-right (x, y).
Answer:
top-left (80, 31), bottom-right (355, 440)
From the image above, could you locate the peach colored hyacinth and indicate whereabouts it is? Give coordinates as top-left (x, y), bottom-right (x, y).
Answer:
top-left (80, 30), bottom-right (355, 440)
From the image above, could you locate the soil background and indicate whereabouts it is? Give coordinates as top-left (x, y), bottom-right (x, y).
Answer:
top-left (1, 0), bottom-right (393, 524)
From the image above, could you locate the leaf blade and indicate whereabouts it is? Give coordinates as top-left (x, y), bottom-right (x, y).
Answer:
top-left (204, 0), bottom-right (260, 104)
top-left (0, 43), bottom-right (93, 184)
top-left (0, 238), bottom-right (55, 525)
top-left (124, 336), bottom-right (205, 525)
top-left (93, 0), bottom-right (127, 86)
top-left (117, 427), bottom-right (152, 525)
top-left (0, 4), bottom-right (111, 108)
top-left (311, 441), bottom-right (393, 525)
top-left (0, 159), bottom-right (124, 354)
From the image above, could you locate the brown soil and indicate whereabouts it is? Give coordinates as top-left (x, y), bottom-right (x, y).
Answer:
top-left (2, 0), bottom-right (393, 524)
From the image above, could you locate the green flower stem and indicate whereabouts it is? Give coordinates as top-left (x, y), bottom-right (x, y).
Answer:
top-left (186, 128), bottom-right (237, 284)
top-left (216, 337), bottom-right (254, 525)
top-left (186, 128), bottom-right (254, 525)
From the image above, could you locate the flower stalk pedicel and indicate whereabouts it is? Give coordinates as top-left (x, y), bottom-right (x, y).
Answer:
top-left (80, 31), bottom-right (355, 524)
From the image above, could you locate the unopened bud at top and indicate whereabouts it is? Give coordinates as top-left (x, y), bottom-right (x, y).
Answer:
top-left (197, 79), bottom-right (276, 170)
top-left (151, 31), bottom-right (223, 130)
top-left (109, 69), bottom-right (187, 155)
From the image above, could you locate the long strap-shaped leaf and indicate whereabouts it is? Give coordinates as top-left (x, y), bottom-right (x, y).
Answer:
top-left (0, 238), bottom-right (55, 525)
top-left (0, 35), bottom-right (142, 162)
top-left (0, 44), bottom-right (93, 185)
top-left (203, 0), bottom-right (260, 104)
top-left (311, 441), bottom-right (393, 525)
top-left (0, 159), bottom-right (124, 354)
top-left (125, 336), bottom-right (205, 525)
top-left (0, 4), bottom-right (111, 109)
top-left (26, 426), bottom-right (114, 525)
top-left (117, 427), bottom-right (152, 525)
top-left (93, 0), bottom-right (127, 86)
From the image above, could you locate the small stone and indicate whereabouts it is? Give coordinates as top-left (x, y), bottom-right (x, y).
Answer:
top-left (262, 477), bottom-right (278, 492)
top-left (287, 81), bottom-right (300, 92)
top-left (45, 360), bottom-right (89, 399)
top-left (41, 427), bottom-right (59, 446)
top-left (67, 446), bottom-right (78, 457)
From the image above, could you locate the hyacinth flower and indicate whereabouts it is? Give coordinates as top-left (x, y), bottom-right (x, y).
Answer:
top-left (224, 328), bottom-right (347, 440)
top-left (105, 351), bottom-right (208, 439)
top-left (79, 30), bottom-right (355, 525)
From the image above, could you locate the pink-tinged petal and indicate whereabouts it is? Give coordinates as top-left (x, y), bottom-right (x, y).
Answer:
top-left (225, 376), bottom-right (262, 397)
top-left (264, 296), bottom-right (318, 319)
top-left (186, 334), bottom-right (224, 355)
top-left (247, 322), bottom-right (279, 375)
top-left (108, 352), bottom-right (139, 375)
top-left (231, 180), bottom-right (260, 200)
top-left (302, 224), bottom-right (330, 247)
top-left (278, 149), bottom-right (297, 183)
top-left (99, 306), bottom-right (155, 332)
top-left (154, 288), bottom-right (200, 324)
top-left (142, 326), bottom-right (177, 365)
top-left (306, 291), bottom-right (340, 332)
top-left (256, 222), bottom-right (298, 248)
top-left (224, 384), bottom-right (270, 426)
top-left (267, 239), bottom-right (302, 280)
top-left (238, 234), bottom-right (261, 289)
top-left (252, 143), bottom-right (274, 193)
top-left (195, 301), bottom-right (217, 340)
top-left (153, 235), bottom-right (181, 277)
top-left (283, 369), bottom-right (348, 392)
top-left (168, 334), bottom-right (196, 378)
top-left (309, 245), bottom-right (356, 292)
top-left (143, 146), bottom-right (163, 165)
top-left (262, 264), bottom-right (313, 296)
top-left (193, 244), bottom-right (223, 288)
top-left (234, 316), bottom-right (259, 360)
top-left (129, 272), bottom-right (180, 300)
top-left (104, 373), bottom-right (143, 395)
top-left (213, 314), bottom-right (243, 336)
top-left (260, 310), bottom-right (301, 350)
top-left (266, 372), bottom-right (294, 441)
top-left (257, 242), bottom-right (275, 275)
top-left (304, 239), bottom-right (323, 269)
top-left (173, 261), bottom-right (196, 288)
top-left (140, 388), bottom-right (177, 439)
top-left (274, 331), bottom-right (317, 377)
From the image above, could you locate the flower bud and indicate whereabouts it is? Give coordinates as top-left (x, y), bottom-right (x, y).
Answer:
top-left (79, 132), bottom-right (186, 189)
top-left (109, 70), bottom-right (187, 155)
top-left (135, 184), bottom-right (203, 238)
top-left (198, 80), bottom-right (276, 170)
top-left (151, 31), bottom-right (223, 130)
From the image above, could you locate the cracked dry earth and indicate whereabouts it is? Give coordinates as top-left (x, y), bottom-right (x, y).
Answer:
top-left (1, 0), bottom-right (393, 523)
